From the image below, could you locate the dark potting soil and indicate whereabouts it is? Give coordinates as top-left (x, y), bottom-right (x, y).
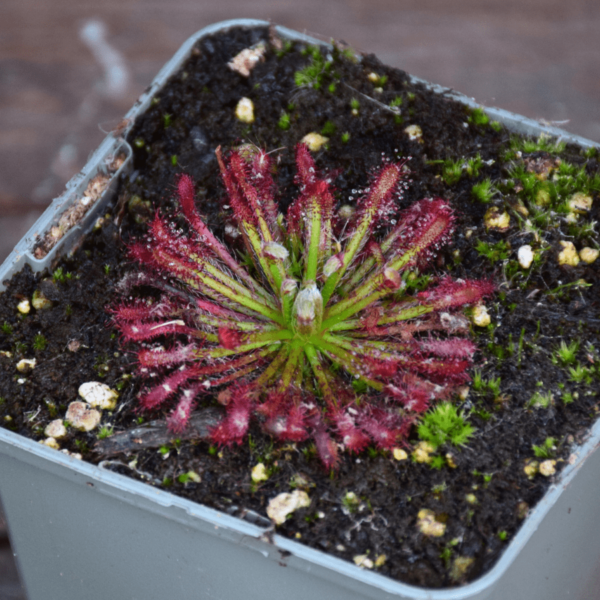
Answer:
top-left (1, 25), bottom-right (599, 588)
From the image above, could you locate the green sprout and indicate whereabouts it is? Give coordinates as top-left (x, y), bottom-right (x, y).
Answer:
top-left (568, 364), bottom-right (593, 385)
top-left (442, 160), bottom-right (463, 185)
top-left (528, 390), bottom-right (553, 409)
top-left (33, 334), bottom-right (48, 351)
top-left (510, 133), bottom-right (566, 154)
top-left (295, 46), bottom-right (332, 89)
top-left (278, 112), bottom-right (291, 130)
top-left (97, 425), bottom-right (114, 440)
top-left (468, 107), bottom-right (490, 127)
top-left (417, 402), bottom-right (476, 449)
top-left (554, 340), bottom-right (580, 366)
top-left (1, 321), bottom-right (12, 335)
top-left (475, 240), bottom-right (510, 263)
top-left (532, 437), bottom-right (557, 459)
top-left (320, 120), bottom-right (336, 136)
top-left (471, 179), bottom-right (496, 203)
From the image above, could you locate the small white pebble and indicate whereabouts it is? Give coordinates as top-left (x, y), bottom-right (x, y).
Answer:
top-left (374, 554), bottom-right (387, 567)
top-left (471, 305), bottom-right (491, 327)
top-left (17, 300), bottom-right (30, 314)
top-left (45, 419), bottom-right (67, 439)
top-left (31, 290), bottom-right (52, 310)
top-left (367, 72), bottom-right (379, 82)
top-left (227, 43), bottom-right (266, 77)
top-left (393, 448), bottom-right (408, 461)
top-left (558, 241), bottom-right (579, 266)
top-left (235, 97), bottom-right (255, 123)
top-left (267, 490), bottom-right (311, 525)
top-left (251, 463), bottom-right (269, 483)
top-left (61, 450), bottom-right (82, 460)
top-left (16, 358), bottom-right (36, 373)
top-left (404, 124), bottom-right (422, 141)
top-left (518, 245), bottom-right (534, 269)
top-left (417, 509), bottom-right (446, 537)
top-left (68, 339), bottom-right (81, 352)
top-left (301, 132), bottom-right (328, 152)
top-left (523, 460), bottom-right (539, 479)
top-left (353, 554), bottom-right (374, 569)
top-left (79, 382), bottom-right (118, 410)
top-left (186, 471), bottom-right (202, 483)
top-left (539, 459), bottom-right (557, 477)
top-left (66, 401), bottom-right (102, 432)
top-left (484, 207), bottom-right (510, 230)
top-left (579, 247), bottom-right (599, 264)
top-left (42, 437), bottom-right (60, 450)
top-left (412, 441), bottom-right (434, 464)
top-left (567, 192), bottom-right (592, 214)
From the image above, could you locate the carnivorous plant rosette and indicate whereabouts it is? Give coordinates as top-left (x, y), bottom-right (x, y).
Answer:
top-left (112, 144), bottom-right (493, 467)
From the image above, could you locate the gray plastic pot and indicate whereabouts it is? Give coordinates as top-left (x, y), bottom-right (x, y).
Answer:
top-left (1, 19), bottom-right (600, 600)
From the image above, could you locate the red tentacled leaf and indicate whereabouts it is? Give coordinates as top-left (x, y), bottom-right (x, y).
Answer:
top-left (166, 384), bottom-right (203, 432)
top-left (218, 327), bottom-right (243, 350)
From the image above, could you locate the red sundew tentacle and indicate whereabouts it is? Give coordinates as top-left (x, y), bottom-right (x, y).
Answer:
top-left (391, 198), bottom-right (454, 260)
top-left (312, 420), bottom-right (339, 470)
top-left (403, 356), bottom-right (471, 379)
top-left (358, 407), bottom-right (407, 450)
top-left (256, 390), bottom-right (286, 418)
top-left (295, 143), bottom-right (318, 187)
top-left (418, 337), bottom-right (478, 359)
top-left (386, 374), bottom-right (433, 413)
top-left (216, 147), bottom-right (256, 226)
top-left (346, 162), bottom-right (406, 241)
top-left (177, 174), bottom-right (244, 264)
top-left (138, 367), bottom-right (199, 410)
top-left (218, 327), bottom-right (244, 350)
top-left (210, 384), bottom-right (254, 446)
top-left (418, 277), bottom-right (495, 310)
top-left (263, 401), bottom-right (309, 442)
top-left (119, 321), bottom-right (198, 342)
top-left (165, 383), bottom-right (204, 432)
top-left (137, 344), bottom-right (198, 368)
top-left (329, 408), bottom-right (370, 453)
top-left (110, 298), bottom-right (182, 323)
top-left (249, 150), bottom-right (280, 234)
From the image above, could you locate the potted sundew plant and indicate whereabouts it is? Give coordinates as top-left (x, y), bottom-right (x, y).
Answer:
top-left (0, 20), bottom-right (599, 600)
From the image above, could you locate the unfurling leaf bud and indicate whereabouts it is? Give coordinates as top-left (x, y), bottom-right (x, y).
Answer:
top-left (292, 283), bottom-right (323, 336)
top-left (323, 253), bottom-right (344, 279)
top-left (382, 267), bottom-right (401, 290)
top-left (281, 278), bottom-right (298, 296)
top-left (262, 241), bottom-right (289, 260)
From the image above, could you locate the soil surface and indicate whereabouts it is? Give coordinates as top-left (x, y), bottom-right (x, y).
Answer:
top-left (1, 25), bottom-right (599, 588)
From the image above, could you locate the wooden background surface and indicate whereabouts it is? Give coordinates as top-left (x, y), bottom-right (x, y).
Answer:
top-left (1, 0), bottom-right (599, 597)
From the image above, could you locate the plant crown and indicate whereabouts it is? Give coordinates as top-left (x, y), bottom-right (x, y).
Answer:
top-left (112, 144), bottom-right (493, 468)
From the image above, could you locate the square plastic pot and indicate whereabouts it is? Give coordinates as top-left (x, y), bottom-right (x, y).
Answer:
top-left (1, 19), bottom-right (599, 600)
